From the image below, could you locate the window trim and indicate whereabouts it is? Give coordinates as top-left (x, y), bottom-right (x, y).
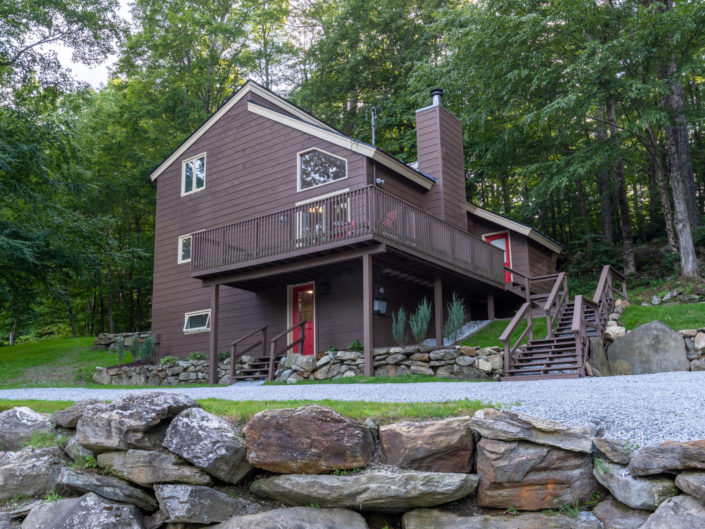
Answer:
top-left (181, 153), bottom-right (207, 197)
top-left (178, 234), bottom-right (192, 264)
top-left (296, 148), bottom-right (348, 193)
top-left (183, 309), bottom-right (211, 334)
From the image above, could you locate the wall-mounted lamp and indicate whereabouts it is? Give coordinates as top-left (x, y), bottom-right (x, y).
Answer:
top-left (373, 286), bottom-right (387, 314)
top-left (375, 178), bottom-right (385, 185)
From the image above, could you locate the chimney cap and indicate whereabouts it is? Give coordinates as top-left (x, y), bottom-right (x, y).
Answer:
top-left (430, 88), bottom-right (443, 106)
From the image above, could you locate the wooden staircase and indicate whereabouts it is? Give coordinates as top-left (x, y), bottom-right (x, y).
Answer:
top-left (229, 322), bottom-right (306, 382)
top-left (501, 266), bottom-right (626, 381)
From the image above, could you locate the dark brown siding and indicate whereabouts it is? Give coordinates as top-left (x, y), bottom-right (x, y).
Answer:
top-left (467, 213), bottom-right (531, 277)
top-left (152, 94), bottom-right (370, 357)
top-left (528, 239), bottom-right (557, 278)
top-left (416, 105), bottom-right (467, 231)
top-left (370, 163), bottom-right (426, 208)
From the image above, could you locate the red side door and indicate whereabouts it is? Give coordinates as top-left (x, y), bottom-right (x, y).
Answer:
top-left (485, 233), bottom-right (512, 282)
top-left (292, 284), bottom-right (315, 355)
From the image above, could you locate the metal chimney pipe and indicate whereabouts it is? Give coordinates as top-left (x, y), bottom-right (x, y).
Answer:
top-left (431, 88), bottom-right (443, 106)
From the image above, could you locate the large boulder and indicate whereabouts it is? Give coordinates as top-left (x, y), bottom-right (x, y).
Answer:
top-left (250, 471), bottom-right (479, 513)
top-left (20, 493), bottom-right (142, 529)
top-left (210, 507), bottom-right (369, 529)
top-left (607, 321), bottom-right (689, 375)
top-left (76, 392), bottom-right (199, 453)
top-left (593, 460), bottom-right (677, 511)
top-left (96, 449), bottom-right (211, 487)
top-left (62, 435), bottom-right (94, 462)
top-left (640, 494), bottom-right (705, 529)
top-left (0, 408), bottom-right (53, 451)
top-left (379, 417), bottom-right (473, 472)
top-left (592, 497), bottom-right (651, 529)
top-left (243, 405), bottom-right (374, 474)
top-left (628, 440), bottom-right (705, 475)
top-left (402, 509), bottom-right (602, 528)
top-left (162, 408), bottom-right (251, 484)
top-left (675, 470), bottom-right (705, 502)
top-left (0, 447), bottom-right (68, 501)
top-left (469, 409), bottom-right (595, 453)
top-left (476, 438), bottom-right (599, 510)
top-left (50, 400), bottom-right (102, 429)
top-left (56, 467), bottom-right (158, 512)
top-left (154, 484), bottom-right (248, 524)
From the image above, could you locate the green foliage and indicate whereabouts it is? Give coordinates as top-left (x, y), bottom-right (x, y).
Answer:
top-left (186, 352), bottom-right (207, 361)
top-left (71, 454), bottom-right (99, 469)
top-left (22, 431), bottom-right (68, 450)
top-left (619, 304), bottom-right (705, 331)
top-left (443, 292), bottom-right (466, 344)
top-left (41, 490), bottom-right (62, 504)
top-left (327, 346), bottom-right (339, 352)
top-left (116, 336), bottom-right (126, 365)
top-left (409, 297), bottom-right (432, 343)
top-left (217, 351), bottom-right (230, 362)
top-left (347, 340), bottom-right (364, 352)
top-left (391, 306), bottom-right (408, 346)
top-left (160, 356), bottom-right (179, 367)
top-left (459, 319), bottom-right (548, 348)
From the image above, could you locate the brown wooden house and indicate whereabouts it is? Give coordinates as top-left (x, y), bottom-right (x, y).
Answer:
top-left (149, 81), bottom-right (562, 382)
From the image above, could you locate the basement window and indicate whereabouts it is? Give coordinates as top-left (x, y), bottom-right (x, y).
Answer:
top-left (183, 310), bottom-right (210, 334)
top-left (182, 153), bottom-right (206, 196)
top-left (297, 148), bottom-right (347, 191)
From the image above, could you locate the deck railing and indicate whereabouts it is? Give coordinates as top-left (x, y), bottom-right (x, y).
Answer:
top-left (191, 186), bottom-right (505, 284)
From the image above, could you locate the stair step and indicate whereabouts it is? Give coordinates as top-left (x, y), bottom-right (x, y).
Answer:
top-left (505, 365), bottom-right (580, 374)
top-left (501, 373), bottom-right (581, 381)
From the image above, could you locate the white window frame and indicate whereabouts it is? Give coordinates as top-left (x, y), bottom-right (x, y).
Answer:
top-left (181, 153), bottom-right (207, 197)
top-left (178, 234), bottom-right (192, 264)
top-left (296, 148), bottom-right (348, 192)
top-left (183, 309), bottom-right (211, 334)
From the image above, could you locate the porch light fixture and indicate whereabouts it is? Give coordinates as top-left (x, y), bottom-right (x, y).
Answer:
top-left (373, 286), bottom-right (387, 315)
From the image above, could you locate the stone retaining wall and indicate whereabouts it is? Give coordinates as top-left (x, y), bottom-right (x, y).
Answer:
top-left (93, 357), bottom-right (244, 386)
top-left (0, 394), bottom-right (703, 528)
top-left (91, 332), bottom-right (152, 351)
top-left (274, 344), bottom-right (504, 383)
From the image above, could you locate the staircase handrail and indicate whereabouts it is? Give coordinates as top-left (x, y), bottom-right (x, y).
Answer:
top-left (230, 325), bottom-right (269, 381)
top-left (593, 265), bottom-right (628, 305)
top-left (571, 295), bottom-right (601, 375)
top-left (543, 272), bottom-right (569, 339)
top-left (267, 321), bottom-right (307, 382)
top-left (500, 301), bottom-right (534, 377)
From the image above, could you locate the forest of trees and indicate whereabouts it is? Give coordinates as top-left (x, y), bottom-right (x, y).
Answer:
top-left (1, 0), bottom-right (704, 343)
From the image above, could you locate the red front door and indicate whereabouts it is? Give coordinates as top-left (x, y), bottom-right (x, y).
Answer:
top-left (485, 233), bottom-right (512, 282)
top-left (291, 284), bottom-right (315, 355)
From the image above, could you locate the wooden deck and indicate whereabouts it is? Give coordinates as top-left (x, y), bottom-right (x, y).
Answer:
top-left (190, 185), bottom-right (505, 287)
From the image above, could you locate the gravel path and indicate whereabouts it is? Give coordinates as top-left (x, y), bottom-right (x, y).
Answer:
top-left (1, 371), bottom-right (704, 446)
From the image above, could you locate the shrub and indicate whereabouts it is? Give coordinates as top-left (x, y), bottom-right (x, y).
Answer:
top-left (134, 336), bottom-right (157, 363)
top-left (443, 292), bottom-right (466, 344)
top-left (409, 297), bottom-right (432, 343)
top-left (348, 340), bottom-right (364, 352)
top-left (186, 352), bottom-right (206, 361)
top-left (160, 355), bottom-right (179, 366)
top-left (115, 336), bottom-right (126, 365)
top-left (217, 351), bottom-right (229, 362)
top-left (391, 307), bottom-right (408, 346)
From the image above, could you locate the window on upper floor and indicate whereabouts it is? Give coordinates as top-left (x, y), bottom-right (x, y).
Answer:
top-left (182, 154), bottom-right (206, 196)
top-left (178, 235), bottom-right (192, 264)
top-left (297, 148), bottom-right (347, 191)
top-left (183, 309), bottom-right (210, 334)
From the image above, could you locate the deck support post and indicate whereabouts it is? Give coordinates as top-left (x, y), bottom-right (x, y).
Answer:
top-left (434, 276), bottom-right (443, 346)
top-left (209, 284), bottom-right (220, 384)
top-left (362, 254), bottom-right (374, 376)
top-left (487, 292), bottom-right (495, 320)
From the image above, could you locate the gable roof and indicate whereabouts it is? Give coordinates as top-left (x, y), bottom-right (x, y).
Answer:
top-left (466, 202), bottom-right (563, 254)
top-left (150, 79), bottom-right (434, 189)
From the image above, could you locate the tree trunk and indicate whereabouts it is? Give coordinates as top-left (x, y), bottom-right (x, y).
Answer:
top-left (107, 264), bottom-right (114, 333)
top-left (596, 112), bottom-right (613, 242)
top-left (67, 301), bottom-right (78, 338)
top-left (606, 98), bottom-right (636, 274)
top-left (9, 317), bottom-right (18, 346)
top-left (645, 124), bottom-right (678, 252)
top-left (136, 287), bottom-right (143, 332)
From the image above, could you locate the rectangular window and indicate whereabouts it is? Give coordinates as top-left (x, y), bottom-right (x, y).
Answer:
top-left (182, 154), bottom-right (206, 196)
top-left (183, 310), bottom-right (210, 334)
top-left (297, 148), bottom-right (347, 191)
top-left (178, 235), bottom-right (192, 264)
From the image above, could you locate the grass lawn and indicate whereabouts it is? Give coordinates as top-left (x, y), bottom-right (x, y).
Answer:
top-left (619, 303), bottom-right (705, 330)
top-left (459, 317), bottom-right (548, 348)
top-left (0, 398), bottom-right (495, 425)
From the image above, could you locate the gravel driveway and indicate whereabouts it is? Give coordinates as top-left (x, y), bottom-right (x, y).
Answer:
top-left (1, 371), bottom-right (704, 445)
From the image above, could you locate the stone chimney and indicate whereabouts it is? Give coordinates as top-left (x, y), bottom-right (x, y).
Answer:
top-left (416, 89), bottom-right (467, 230)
